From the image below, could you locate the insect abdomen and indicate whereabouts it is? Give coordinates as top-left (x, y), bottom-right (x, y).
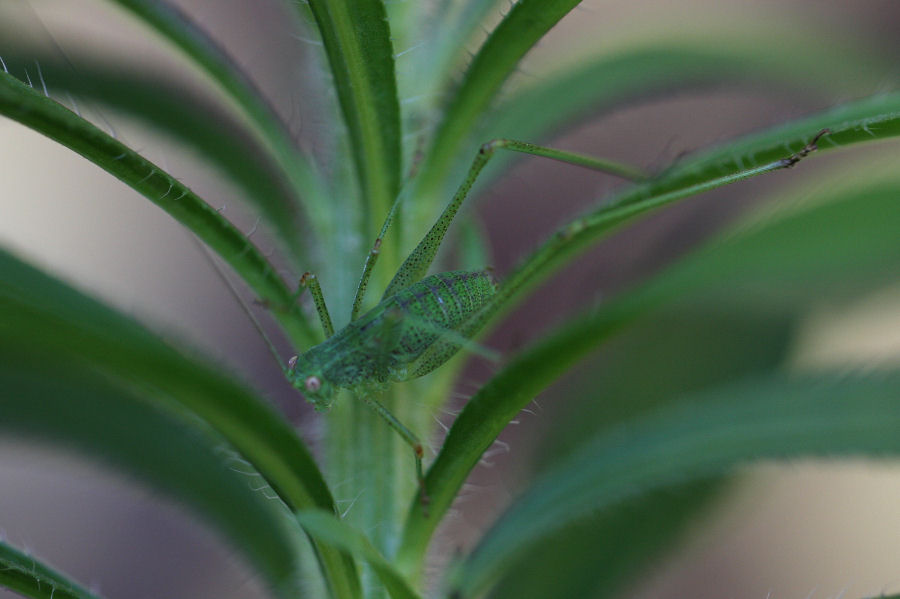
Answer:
top-left (314, 270), bottom-right (496, 388)
top-left (386, 270), bottom-right (496, 377)
top-left (393, 270), bottom-right (495, 331)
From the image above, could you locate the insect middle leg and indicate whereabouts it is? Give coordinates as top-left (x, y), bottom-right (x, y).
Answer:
top-left (358, 308), bottom-right (430, 505)
top-left (355, 389), bottom-right (427, 505)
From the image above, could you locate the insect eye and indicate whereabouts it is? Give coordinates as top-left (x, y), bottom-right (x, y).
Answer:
top-left (304, 376), bottom-right (322, 392)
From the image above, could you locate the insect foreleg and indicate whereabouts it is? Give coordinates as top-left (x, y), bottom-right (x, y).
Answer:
top-left (383, 139), bottom-right (650, 299)
top-left (300, 272), bottom-right (334, 338)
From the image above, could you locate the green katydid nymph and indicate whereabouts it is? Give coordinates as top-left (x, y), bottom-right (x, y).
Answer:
top-left (287, 269), bottom-right (498, 411)
top-left (260, 139), bottom-right (651, 499)
top-left (244, 133), bottom-right (827, 503)
top-left (285, 269), bottom-right (499, 493)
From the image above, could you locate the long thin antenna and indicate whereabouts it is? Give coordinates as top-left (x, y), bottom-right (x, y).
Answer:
top-left (192, 238), bottom-right (291, 373)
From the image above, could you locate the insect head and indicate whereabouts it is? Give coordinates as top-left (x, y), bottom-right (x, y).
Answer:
top-left (287, 354), bottom-right (336, 411)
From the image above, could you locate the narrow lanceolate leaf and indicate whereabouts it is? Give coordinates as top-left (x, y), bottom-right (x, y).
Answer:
top-left (464, 37), bottom-right (891, 193)
top-left (0, 354), bottom-right (303, 598)
top-left (0, 248), bottom-right (361, 599)
top-left (488, 91), bottom-right (900, 324)
top-left (397, 173), bottom-right (900, 571)
top-left (484, 35), bottom-right (888, 139)
top-left (0, 540), bottom-right (104, 599)
top-left (3, 52), bottom-right (307, 264)
top-left (106, 0), bottom-right (329, 216)
top-left (414, 0), bottom-right (586, 203)
top-left (489, 306), bottom-right (793, 599)
top-left (0, 70), bottom-right (317, 349)
top-left (488, 481), bottom-right (723, 599)
top-left (300, 0), bottom-right (401, 235)
top-left (296, 511), bottom-right (422, 599)
top-left (396, 297), bottom-right (645, 573)
top-left (448, 371), bottom-right (900, 597)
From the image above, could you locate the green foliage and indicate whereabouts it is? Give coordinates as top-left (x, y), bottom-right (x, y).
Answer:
top-left (0, 2), bottom-right (898, 598)
top-left (301, 0), bottom-right (401, 234)
top-left (0, 539), bottom-right (104, 599)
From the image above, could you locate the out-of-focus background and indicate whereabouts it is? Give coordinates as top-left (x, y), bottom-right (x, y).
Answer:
top-left (1, 1), bottom-right (899, 597)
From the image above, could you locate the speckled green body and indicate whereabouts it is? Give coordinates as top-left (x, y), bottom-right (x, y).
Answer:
top-left (290, 270), bottom-right (496, 407)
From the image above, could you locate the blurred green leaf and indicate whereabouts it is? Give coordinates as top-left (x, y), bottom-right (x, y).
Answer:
top-left (0, 352), bottom-right (304, 598)
top-left (488, 307), bottom-right (793, 599)
top-left (0, 540), bottom-right (104, 599)
top-left (0, 247), bottom-right (362, 599)
top-left (106, 0), bottom-right (329, 217)
top-left (492, 91), bottom-right (900, 322)
top-left (488, 480), bottom-right (723, 599)
top-left (451, 370), bottom-right (900, 598)
top-left (399, 167), bottom-right (900, 572)
top-left (0, 69), bottom-right (318, 348)
top-left (0, 52), bottom-right (309, 265)
top-left (638, 181), bottom-right (900, 312)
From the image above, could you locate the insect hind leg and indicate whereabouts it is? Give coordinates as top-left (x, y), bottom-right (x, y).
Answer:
top-left (382, 139), bottom-right (649, 299)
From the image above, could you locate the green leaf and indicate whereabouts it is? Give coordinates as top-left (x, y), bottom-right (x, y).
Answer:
top-left (0, 352), bottom-right (303, 598)
top-left (413, 0), bottom-right (586, 205)
top-left (463, 36), bottom-right (890, 194)
top-left (397, 297), bottom-right (644, 574)
top-left (0, 52), bottom-right (309, 265)
top-left (638, 183), bottom-right (900, 313)
top-left (487, 481), bottom-right (723, 599)
top-left (0, 69), bottom-right (318, 349)
top-left (488, 306), bottom-right (793, 599)
top-left (300, 0), bottom-right (401, 237)
top-left (397, 168), bottom-right (900, 572)
top-left (0, 540), bottom-right (104, 599)
top-left (489, 91), bottom-right (900, 323)
top-left (296, 511), bottom-right (422, 599)
top-left (105, 0), bottom-right (329, 217)
top-left (0, 248), bottom-right (362, 599)
top-left (449, 371), bottom-right (900, 598)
